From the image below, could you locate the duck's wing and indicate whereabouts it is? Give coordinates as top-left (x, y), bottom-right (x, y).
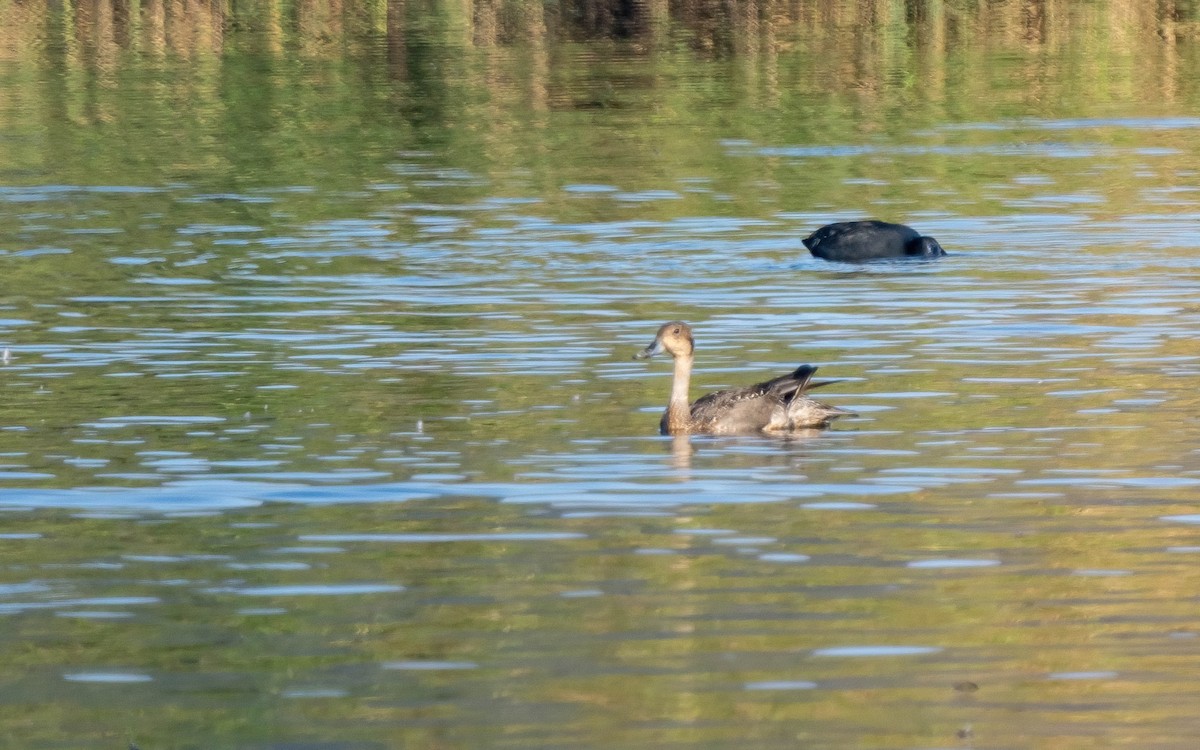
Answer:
top-left (688, 366), bottom-right (820, 433)
top-left (690, 365), bottom-right (813, 411)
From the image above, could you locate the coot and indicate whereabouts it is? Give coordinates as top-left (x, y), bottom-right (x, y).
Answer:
top-left (804, 220), bottom-right (946, 262)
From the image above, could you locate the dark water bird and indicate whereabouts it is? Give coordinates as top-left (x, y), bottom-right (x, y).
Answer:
top-left (633, 321), bottom-right (852, 435)
top-left (803, 220), bottom-right (946, 262)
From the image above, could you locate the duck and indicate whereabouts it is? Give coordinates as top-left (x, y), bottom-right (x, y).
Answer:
top-left (633, 321), bottom-right (852, 435)
top-left (804, 220), bottom-right (946, 262)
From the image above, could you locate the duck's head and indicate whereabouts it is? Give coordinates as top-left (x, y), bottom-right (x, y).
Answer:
top-left (634, 321), bottom-right (694, 360)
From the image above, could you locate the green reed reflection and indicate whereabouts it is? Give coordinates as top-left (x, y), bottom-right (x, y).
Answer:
top-left (2, 0), bottom-right (1198, 212)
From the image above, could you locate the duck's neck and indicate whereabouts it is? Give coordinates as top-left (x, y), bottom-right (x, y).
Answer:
top-left (663, 353), bottom-right (693, 434)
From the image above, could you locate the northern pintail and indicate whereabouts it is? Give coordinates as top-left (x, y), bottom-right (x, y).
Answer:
top-left (634, 321), bottom-right (852, 435)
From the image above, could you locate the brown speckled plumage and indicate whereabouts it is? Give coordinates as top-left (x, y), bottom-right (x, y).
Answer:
top-left (633, 321), bottom-right (852, 435)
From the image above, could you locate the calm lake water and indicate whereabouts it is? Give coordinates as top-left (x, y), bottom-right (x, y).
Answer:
top-left (4, 1), bottom-right (1200, 747)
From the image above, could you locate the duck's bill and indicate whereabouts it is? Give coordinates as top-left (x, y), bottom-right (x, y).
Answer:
top-left (633, 340), bottom-right (663, 360)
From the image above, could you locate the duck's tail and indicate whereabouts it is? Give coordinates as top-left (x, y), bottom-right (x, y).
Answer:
top-left (764, 365), bottom-right (817, 399)
top-left (767, 365), bottom-right (846, 398)
top-left (770, 365), bottom-right (856, 427)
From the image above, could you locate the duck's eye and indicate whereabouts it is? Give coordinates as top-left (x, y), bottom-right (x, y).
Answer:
top-left (671, 327), bottom-right (680, 334)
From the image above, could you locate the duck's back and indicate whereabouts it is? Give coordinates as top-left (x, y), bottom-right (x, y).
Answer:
top-left (674, 365), bottom-right (823, 434)
top-left (685, 387), bottom-right (782, 434)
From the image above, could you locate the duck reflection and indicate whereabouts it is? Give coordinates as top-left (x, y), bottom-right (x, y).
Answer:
top-left (663, 428), bottom-right (835, 475)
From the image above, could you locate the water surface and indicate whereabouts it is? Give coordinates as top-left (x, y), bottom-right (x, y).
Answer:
top-left (3, 2), bottom-right (1200, 747)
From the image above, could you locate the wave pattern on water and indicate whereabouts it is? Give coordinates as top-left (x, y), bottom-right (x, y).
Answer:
top-left (2, 75), bottom-right (1200, 748)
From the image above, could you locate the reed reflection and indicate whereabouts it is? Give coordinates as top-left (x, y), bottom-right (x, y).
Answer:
top-left (1, 0), bottom-right (1196, 79)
